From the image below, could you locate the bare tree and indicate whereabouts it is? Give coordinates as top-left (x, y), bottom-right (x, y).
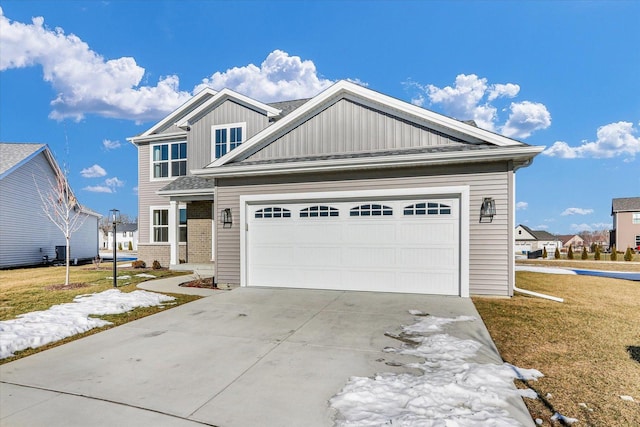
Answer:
top-left (34, 168), bottom-right (87, 286)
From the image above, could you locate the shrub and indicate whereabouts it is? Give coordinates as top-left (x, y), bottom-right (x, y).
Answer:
top-left (594, 245), bottom-right (601, 260)
top-left (132, 260), bottom-right (146, 269)
top-left (542, 247), bottom-right (548, 259)
top-left (581, 246), bottom-right (588, 260)
top-left (554, 247), bottom-right (561, 260)
top-left (128, 241), bottom-right (133, 251)
top-left (624, 247), bottom-right (633, 262)
top-left (118, 242), bottom-right (123, 251)
top-left (610, 245), bottom-right (617, 261)
top-left (152, 260), bottom-right (162, 269)
top-left (567, 244), bottom-right (574, 260)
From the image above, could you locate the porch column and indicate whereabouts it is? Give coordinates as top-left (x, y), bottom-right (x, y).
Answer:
top-left (168, 200), bottom-right (179, 266)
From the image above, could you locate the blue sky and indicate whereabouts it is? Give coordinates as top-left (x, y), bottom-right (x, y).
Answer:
top-left (1, 1), bottom-right (638, 234)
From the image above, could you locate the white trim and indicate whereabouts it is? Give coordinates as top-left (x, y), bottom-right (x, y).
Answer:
top-left (176, 88), bottom-right (281, 130)
top-left (211, 122), bottom-right (247, 161)
top-left (128, 131), bottom-right (188, 145)
top-left (211, 80), bottom-right (527, 168)
top-left (150, 140), bottom-right (187, 181)
top-left (240, 186), bottom-right (470, 297)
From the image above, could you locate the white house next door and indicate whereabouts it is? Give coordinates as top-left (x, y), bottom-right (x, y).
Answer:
top-left (244, 195), bottom-right (461, 295)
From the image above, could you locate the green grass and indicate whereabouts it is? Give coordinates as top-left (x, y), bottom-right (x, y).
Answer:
top-left (0, 263), bottom-right (200, 364)
top-left (474, 262), bottom-right (640, 426)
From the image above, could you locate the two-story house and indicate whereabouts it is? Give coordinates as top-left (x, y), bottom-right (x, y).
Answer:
top-left (130, 80), bottom-right (543, 297)
top-left (610, 197), bottom-right (640, 251)
top-left (101, 223), bottom-right (138, 251)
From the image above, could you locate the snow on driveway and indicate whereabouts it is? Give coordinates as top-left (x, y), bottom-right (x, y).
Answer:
top-left (0, 289), bottom-right (175, 359)
top-left (330, 313), bottom-right (545, 426)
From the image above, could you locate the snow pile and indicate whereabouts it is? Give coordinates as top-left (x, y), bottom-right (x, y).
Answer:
top-left (0, 289), bottom-right (175, 359)
top-left (515, 265), bottom-right (577, 275)
top-left (331, 314), bottom-right (543, 426)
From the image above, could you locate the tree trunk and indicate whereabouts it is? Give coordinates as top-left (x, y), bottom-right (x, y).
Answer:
top-left (65, 236), bottom-right (70, 286)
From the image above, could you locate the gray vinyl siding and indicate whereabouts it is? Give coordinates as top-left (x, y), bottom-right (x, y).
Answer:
top-left (0, 153), bottom-right (99, 268)
top-left (244, 99), bottom-right (466, 162)
top-left (188, 100), bottom-right (269, 169)
top-left (214, 162), bottom-right (513, 296)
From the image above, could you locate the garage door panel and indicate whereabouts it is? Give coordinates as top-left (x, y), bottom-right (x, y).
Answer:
top-left (246, 196), bottom-right (460, 295)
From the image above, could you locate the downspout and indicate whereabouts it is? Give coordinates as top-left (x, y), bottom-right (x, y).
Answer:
top-left (513, 285), bottom-right (564, 303)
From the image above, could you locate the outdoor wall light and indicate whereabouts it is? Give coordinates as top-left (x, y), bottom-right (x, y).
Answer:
top-left (221, 208), bottom-right (233, 228)
top-left (479, 197), bottom-right (496, 223)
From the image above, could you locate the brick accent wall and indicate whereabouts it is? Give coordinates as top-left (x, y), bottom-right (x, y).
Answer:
top-left (187, 201), bottom-right (213, 263)
top-left (137, 244), bottom-right (186, 268)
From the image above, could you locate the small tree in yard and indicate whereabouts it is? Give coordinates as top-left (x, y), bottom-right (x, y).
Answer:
top-left (128, 241), bottom-right (133, 251)
top-left (554, 247), bottom-right (561, 259)
top-left (594, 245), bottom-right (601, 260)
top-left (542, 247), bottom-right (548, 259)
top-left (568, 244), bottom-right (574, 260)
top-left (35, 168), bottom-right (87, 286)
top-left (610, 245), bottom-right (617, 261)
top-left (581, 246), bottom-right (588, 260)
top-left (624, 247), bottom-right (634, 262)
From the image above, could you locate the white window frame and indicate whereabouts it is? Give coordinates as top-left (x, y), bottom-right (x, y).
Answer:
top-left (632, 213), bottom-right (640, 224)
top-left (150, 141), bottom-right (187, 181)
top-left (211, 122), bottom-right (246, 161)
top-left (149, 205), bottom-right (187, 244)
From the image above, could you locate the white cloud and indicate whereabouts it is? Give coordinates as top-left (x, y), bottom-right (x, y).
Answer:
top-left (570, 223), bottom-right (593, 232)
top-left (193, 49), bottom-right (335, 102)
top-left (80, 164), bottom-right (107, 178)
top-left (105, 177), bottom-right (124, 188)
top-left (83, 185), bottom-right (112, 193)
top-left (102, 139), bottom-right (121, 150)
top-left (407, 74), bottom-right (550, 139)
top-left (544, 121), bottom-right (640, 159)
top-left (516, 201), bottom-right (528, 210)
top-left (83, 176), bottom-right (124, 193)
top-left (0, 8), bottom-right (191, 122)
top-left (561, 207), bottom-right (594, 216)
top-left (535, 224), bottom-right (549, 230)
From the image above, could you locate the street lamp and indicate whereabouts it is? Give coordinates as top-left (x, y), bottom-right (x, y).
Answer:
top-left (110, 209), bottom-right (120, 288)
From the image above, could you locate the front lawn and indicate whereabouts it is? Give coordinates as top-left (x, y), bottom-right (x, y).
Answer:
top-left (0, 263), bottom-right (199, 363)
top-left (474, 262), bottom-right (640, 426)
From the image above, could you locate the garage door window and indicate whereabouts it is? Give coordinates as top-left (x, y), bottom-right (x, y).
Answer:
top-left (404, 202), bottom-right (451, 216)
top-left (255, 207), bottom-right (291, 218)
top-left (300, 205), bottom-right (339, 218)
top-left (350, 204), bottom-right (393, 217)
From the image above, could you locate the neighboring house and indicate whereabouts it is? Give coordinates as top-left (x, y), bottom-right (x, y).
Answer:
top-left (557, 234), bottom-right (585, 252)
top-left (130, 81), bottom-right (543, 297)
top-left (610, 197), bottom-right (640, 251)
top-left (514, 224), bottom-right (561, 255)
top-left (0, 143), bottom-right (100, 268)
top-left (101, 223), bottom-right (138, 251)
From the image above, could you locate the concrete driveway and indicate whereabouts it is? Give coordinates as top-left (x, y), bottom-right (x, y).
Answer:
top-left (0, 287), bottom-right (533, 426)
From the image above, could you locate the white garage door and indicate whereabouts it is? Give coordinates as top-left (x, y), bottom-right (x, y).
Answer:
top-left (245, 197), bottom-right (460, 295)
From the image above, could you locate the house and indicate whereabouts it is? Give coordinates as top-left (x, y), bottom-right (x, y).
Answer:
top-left (100, 223), bottom-right (138, 251)
top-left (0, 143), bottom-right (100, 268)
top-left (610, 197), bottom-right (640, 251)
top-left (557, 234), bottom-right (585, 252)
top-left (129, 81), bottom-right (544, 297)
top-left (514, 224), bottom-right (561, 255)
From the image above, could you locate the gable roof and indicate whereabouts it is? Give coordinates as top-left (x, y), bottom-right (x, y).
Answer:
top-left (557, 234), bottom-right (584, 245)
top-left (517, 224), bottom-right (557, 241)
top-left (612, 197), bottom-right (640, 213)
top-left (0, 143), bottom-right (46, 179)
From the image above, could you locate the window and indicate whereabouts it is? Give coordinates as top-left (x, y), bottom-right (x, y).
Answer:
top-left (152, 142), bottom-right (186, 179)
top-left (122, 232), bottom-right (127, 237)
top-left (300, 205), bottom-right (339, 218)
top-left (636, 235), bottom-right (640, 248)
top-left (255, 207), bottom-right (291, 218)
top-left (404, 202), bottom-right (451, 216)
top-left (151, 207), bottom-right (187, 243)
top-left (350, 204), bottom-right (392, 217)
top-left (213, 123), bottom-right (245, 159)
top-left (633, 213), bottom-right (640, 224)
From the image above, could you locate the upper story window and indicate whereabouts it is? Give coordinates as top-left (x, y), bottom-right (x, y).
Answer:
top-left (633, 213), bottom-right (640, 224)
top-left (212, 122), bottom-right (246, 159)
top-left (152, 141), bottom-right (187, 179)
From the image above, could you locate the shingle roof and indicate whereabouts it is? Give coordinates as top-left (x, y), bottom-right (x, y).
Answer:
top-left (112, 223), bottom-right (137, 232)
top-left (518, 224), bottom-right (557, 241)
top-left (268, 99), bottom-right (310, 117)
top-left (0, 143), bottom-right (45, 177)
top-left (158, 175), bottom-right (216, 192)
top-left (612, 197), bottom-right (640, 212)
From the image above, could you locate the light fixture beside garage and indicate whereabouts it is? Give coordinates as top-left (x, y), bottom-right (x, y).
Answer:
top-left (221, 208), bottom-right (233, 228)
top-left (480, 197), bottom-right (496, 223)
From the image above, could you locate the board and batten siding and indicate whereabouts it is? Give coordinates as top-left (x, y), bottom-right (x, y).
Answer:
top-left (0, 152), bottom-right (99, 268)
top-left (214, 161), bottom-right (514, 296)
top-left (244, 99), bottom-right (467, 162)
top-left (188, 100), bottom-right (270, 167)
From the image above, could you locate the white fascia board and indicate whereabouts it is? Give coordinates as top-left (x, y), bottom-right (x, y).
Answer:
top-left (194, 145), bottom-right (545, 178)
top-left (137, 88), bottom-right (217, 138)
top-left (156, 188), bottom-right (214, 197)
top-left (128, 131), bottom-right (188, 145)
top-left (175, 88), bottom-right (282, 129)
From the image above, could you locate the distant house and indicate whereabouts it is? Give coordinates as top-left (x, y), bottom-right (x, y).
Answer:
top-left (0, 143), bottom-right (100, 268)
top-left (610, 197), bottom-right (640, 251)
top-left (104, 223), bottom-right (138, 251)
top-left (557, 234), bottom-right (585, 252)
top-left (514, 224), bottom-right (561, 254)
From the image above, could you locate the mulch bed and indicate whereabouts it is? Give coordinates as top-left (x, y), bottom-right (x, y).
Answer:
top-left (179, 277), bottom-right (219, 289)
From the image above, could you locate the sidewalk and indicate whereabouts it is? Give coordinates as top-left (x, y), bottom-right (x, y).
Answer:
top-left (136, 273), bottom-right (231, 297)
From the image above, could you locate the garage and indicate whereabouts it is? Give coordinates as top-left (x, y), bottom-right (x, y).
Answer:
top-left (242, 189), bottom-right (467, 295)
